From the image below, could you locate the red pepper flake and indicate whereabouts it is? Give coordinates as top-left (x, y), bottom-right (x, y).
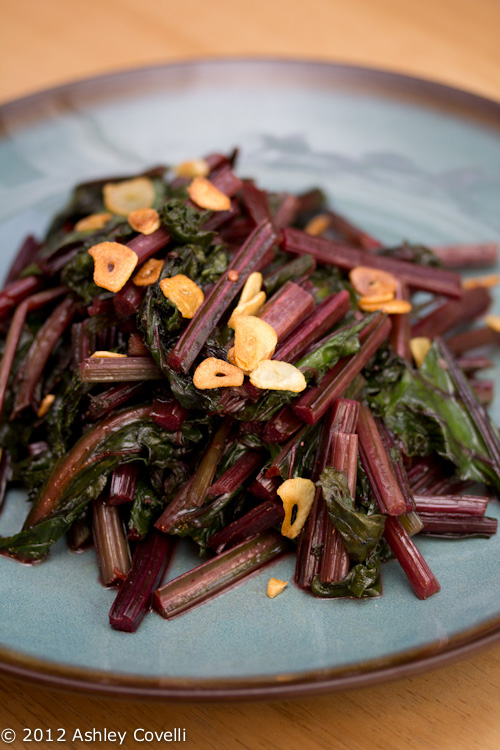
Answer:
top-left (228, 270), bottom-right (239, 282)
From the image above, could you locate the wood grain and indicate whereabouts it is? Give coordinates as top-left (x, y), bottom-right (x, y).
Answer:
top-left (1, 0), bottom-right (500, 748)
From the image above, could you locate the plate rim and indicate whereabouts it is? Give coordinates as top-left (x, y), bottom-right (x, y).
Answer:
top-left (1, 56), bottom-right (500, 700)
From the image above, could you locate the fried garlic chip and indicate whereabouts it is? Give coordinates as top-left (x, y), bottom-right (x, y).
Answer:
top-left (233, 316), bottom-right (277, 372)
top-left (88, 241), bottom-right (138, 293)
top-left (277, 478), bottom-right (316, 539)
top-left (103, 177), bottom-right (155, 216)
top-left (193, 357), bottom-right (244, 389)
top-left (249, 360), bottom-right (306, 392)
top-left (159, 274), bottom-right (204, 318)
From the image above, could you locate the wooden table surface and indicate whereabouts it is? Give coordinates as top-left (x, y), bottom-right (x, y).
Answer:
top-left (1, 0), bottom-right (500, 748)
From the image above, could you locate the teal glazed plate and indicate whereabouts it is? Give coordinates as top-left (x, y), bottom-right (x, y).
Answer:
top-left (1, 60), bottom-right (500, 700)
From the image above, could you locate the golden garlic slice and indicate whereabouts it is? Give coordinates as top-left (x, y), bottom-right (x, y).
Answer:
top-left (233, 315), bottom-right (277, 372)
top-left (128, 208), bottom-right (161, 235)
top-left (193, 357), bottom-right (244, 389)
top-left (463, 274), bottom-right (500, 290)
top-left (349, 266), bottom-right (398, 298)
top-left (228, 291), bottom-right (266, 329)
top-left (187, 177), bottom-right (231, 212)
top-left (133, 258), bottom-right (164, 287)
top-left (88, 241), bottom-right (138, 293)
top-left (267, 578), bottom-right (288, 599)
top-left (249, 360), bottom-right (307, 392)
top-left (37, 394), bottom-right (55, 418)
top-left (159, 274), bottom-right (204, 318)
top-left (174, 159), bottom-right (210, 178)
top-left (103, 177), bottom-right (156, 216)
top-left (410, 337), bottom-right (432, 368)
top-left (239, 272), bottom-right (263, 305)
top-left (305, 213), bottom-right (331, 236)
top-left (485, 314), bottom-right (500, 332)
top-left (75, 212), bottom-right (112, 232)
top-left (277, 478), bottom-right (316, 539)
top-left (90, 351), bottom-right (128, 359)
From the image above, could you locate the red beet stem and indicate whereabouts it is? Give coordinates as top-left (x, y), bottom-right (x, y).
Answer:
top-left (390, 282), bottom-right (412, 362)
top-left (274, 290), bottom-right (350, 363)
top-left (153, 532), bottom-right (289, 619)
top-left (109, 531), bottom-right (174, 632)
top-left (128, 226), bottom-right (171, 264)
top-left (0, 286), bottom-right (67, 419)
top-left (155, 421), bottom-right (232, 533)
top-left (0, 275), bottom-right (44, 319)
top-left (207, 451), bottom-right (263, 498)
top-left (319, 432), bottom-right (357, 584)
top-left (87, 383), bottom-right (145, 421)
top-left (414, 494), bottom-right (489, 516)
top-left (109, 463), bottom-right (140, 506)
top-left (292, 314), bottom-right (391, 425)
top-left (80, 356), bottom-right (163, 382)
top-left (127, 332), bottom-right (150, 357)
top-left (151, 397), bottom-right (188, 431)
top-left (210, 164), bottom-right (243, 197)
top-left (241, 181), bottom-right (271, 226)
top-left (258, 281), bottom-right (315, 340)
top-left (383, 516), bottom-right (440, 599)
top-left (282, 228), bottom-right (463, 298)
top-left (5, 235), bottom-right (41, 285)
top-left (261, 406), bottom-right (303, 444)
top-left (411, 287), bottom-right (491, 339)
top-left (418, 514), bottom-right (497, 537)
top-left (168, 220), bottom-right (277, 373)
top-left (113, 281), bottom-right (145, 317)
top-left (446, 327), bottom-right (500, 356)
top-left (357, 404), bottom-right (407, 516)
top-left (432, 242), bottom-right (498, 268)
top-left (294, 401), bottom-right (351, 589)
top-left (207, 498), bottom-right (284, 554)
top-left (11, 297), bottom-right (76, 418)
top-left (92, 496), bottom-right (132, 587)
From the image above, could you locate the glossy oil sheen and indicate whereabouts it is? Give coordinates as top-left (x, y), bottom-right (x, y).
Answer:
top-left (0, 60), bottom-right (500, 690)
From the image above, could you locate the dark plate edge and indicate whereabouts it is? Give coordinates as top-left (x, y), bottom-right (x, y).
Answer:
top-left (1, 56), bottom-right (500, 700)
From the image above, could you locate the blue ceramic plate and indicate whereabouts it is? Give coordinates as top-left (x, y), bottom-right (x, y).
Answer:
top-left (1, 60), bottom-right (500, 700)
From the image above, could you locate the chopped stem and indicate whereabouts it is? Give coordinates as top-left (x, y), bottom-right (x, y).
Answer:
top-left (282, 228), bottom-right (463, 298)
top-left (0, 287), bottom-right (67, 419)
top-left (80, 356), bottom-right (164, 382)
top-left (92, 496), bottom-right (132, 587)
top-left (0, 275), bottom-right (44, 319)
top-left (383, 516), bottom-right (440, 599)
top-left (357, 404), bottom-right (407, 516)
top-left (292, 314), bottom-right (391, 425)
top-left (274, 291), bottom-right (350, 363)
top-left (155, 420), bottom-right (232, 533)
top-left (319, 432), bottom-right (357, 584)
top-left (258, 281), bottom-right (314, 340)
top-left (418, 514), bottom-right (497, 537)
top-left (87, 383), bottom-right (145, 421)
top-left (432, 242), bottom-right (498, 268)
top-left (12, 297), bottom-right (76, 418)
top-left (208, 498), bottom-right (284, 554)
top-left (411, 287), bottom-right (491, 339)
top-left (109, 463), bottom-right (140, 506)
top-left (26, 405), bottom-right (152, 526)
top-left (5, 235), bottom-right (40, 285)
top-left (207, 451), bottom-right (263, 498)
top-left (151, 397), bottom-right (188, 430)
top-left (414, 494), bottom-right (489, 516)
top-left (153, 532), bottom-right (289, 619)
top-left (446, 327), bottom-right (500, 356)
top-left (261, 406), bottom-right (303, 444)
top-left (109, 531), bottom-right (174, 632)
